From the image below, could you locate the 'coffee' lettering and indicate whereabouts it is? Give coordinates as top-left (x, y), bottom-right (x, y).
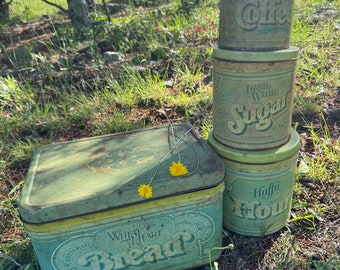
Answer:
top-left (236, 0), bottom-right (293, 31)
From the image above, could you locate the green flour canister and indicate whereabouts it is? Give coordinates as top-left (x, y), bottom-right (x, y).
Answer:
top-left (208, 128), bottom-right (300, 236)
top-left (218, 0), bottom-right (295, 50)
top-left (18, 124), bottom-right (225, 270)
top-left (212, 46), bottom-right (299, 150)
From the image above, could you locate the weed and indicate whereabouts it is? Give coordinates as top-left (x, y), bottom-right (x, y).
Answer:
top-left (107, 67), bottom-right (167, 108)
top-left (10, 0), bottom-right (67, 22)
top-left (92, 109), bottom-right (145, 135)
top-left (200, 116), bottom-right (213, 140)
top-left (294, 95), bottom-right (321, 118)
top-left (0, 77), bottom-right (35, 113)
top-left (208, 244), bottom-right (234, 270)
top-left (300, 116), bottom-right (340, 181)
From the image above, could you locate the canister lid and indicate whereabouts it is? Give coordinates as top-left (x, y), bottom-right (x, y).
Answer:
top-left (213, 46), bottom-right (299, 62)
top-left (208, 128), bottom-right (300, 164)
top-left (18, 124), bottom-right (225, 224)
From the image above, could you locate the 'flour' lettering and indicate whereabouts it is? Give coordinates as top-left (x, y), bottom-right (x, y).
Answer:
top-left (232, 197), bottom-right (290, 220)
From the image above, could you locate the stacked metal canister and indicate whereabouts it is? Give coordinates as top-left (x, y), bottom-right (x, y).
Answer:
top-left (208, 0), bottom-right (300, 236)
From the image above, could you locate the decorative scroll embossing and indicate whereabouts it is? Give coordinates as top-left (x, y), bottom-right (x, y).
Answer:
top-left (88, 147), bottom-right (155, 169)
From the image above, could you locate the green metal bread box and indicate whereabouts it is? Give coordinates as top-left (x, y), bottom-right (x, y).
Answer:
top-left (18, 124), bottom-right (225, 270)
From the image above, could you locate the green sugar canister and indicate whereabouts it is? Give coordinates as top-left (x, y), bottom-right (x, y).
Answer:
top-left (208, 128), bottom-right (300, 236)
top-left (212, 46), bottom-right (299, 150)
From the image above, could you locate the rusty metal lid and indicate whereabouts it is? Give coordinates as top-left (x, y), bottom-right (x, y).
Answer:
top-left (18, 124), bottom-right (225, 224)
top-left (208, 128), bottom-right (300, 164)
top-left (213, 46), bottom-right (299, 62)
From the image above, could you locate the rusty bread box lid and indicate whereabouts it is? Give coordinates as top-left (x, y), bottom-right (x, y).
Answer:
top-left (18, 124), bottom-right (225, 224)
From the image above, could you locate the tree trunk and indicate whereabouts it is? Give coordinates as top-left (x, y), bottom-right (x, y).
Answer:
top-left (86, 0), bottom-right (96, 12)
top-left (0, 0), bottom-right (12, 21)
top-left (67, 0), bottom-right (94, 37)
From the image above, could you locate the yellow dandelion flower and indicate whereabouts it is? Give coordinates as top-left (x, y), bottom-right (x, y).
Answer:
top-left (138, 184), bottom-right (152, 198)
top-left (169, 160), bottom-right (188, 177)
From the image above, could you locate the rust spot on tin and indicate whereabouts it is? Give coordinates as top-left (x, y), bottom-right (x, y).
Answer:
top-left (26, 205), bottom-right (43, 211)
top-left (187, 129), bottom-right (204, 146)
top-left (152, 252), bottom-right (157, 263)
top-left (35, 169), bottom-right (51, 175)
top-left (205, 157), bottom-right (224, 174)
top-left (92, 146), bottom-right (108, 156)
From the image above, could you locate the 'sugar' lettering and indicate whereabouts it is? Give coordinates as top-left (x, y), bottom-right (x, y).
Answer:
top-left (227, 94), bottom-right (288, 134)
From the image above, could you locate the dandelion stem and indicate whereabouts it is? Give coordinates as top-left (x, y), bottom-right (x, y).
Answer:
top-left (145, 127), bottom-right (196, 184)
top-left (162, 109), bottom-right (182, 161)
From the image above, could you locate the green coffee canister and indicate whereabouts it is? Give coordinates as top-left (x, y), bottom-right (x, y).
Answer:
top-left (219, 0), bottom-right (295, 50)
top-left (208, 128), bottom-right (300, 236)
top-left (18, 124), bottom-right (225, 270)
top-left (212, 46), bottom-right (299, 150)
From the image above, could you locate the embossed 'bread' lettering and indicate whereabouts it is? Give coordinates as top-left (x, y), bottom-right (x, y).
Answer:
top-left (76, 231), bottom-right (194, 269)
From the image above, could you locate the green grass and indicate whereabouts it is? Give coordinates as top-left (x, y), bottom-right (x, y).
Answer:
top-left (0, 0), bottom-right (339, 269)
top-left (10, 0), bottom-right (67, 21)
